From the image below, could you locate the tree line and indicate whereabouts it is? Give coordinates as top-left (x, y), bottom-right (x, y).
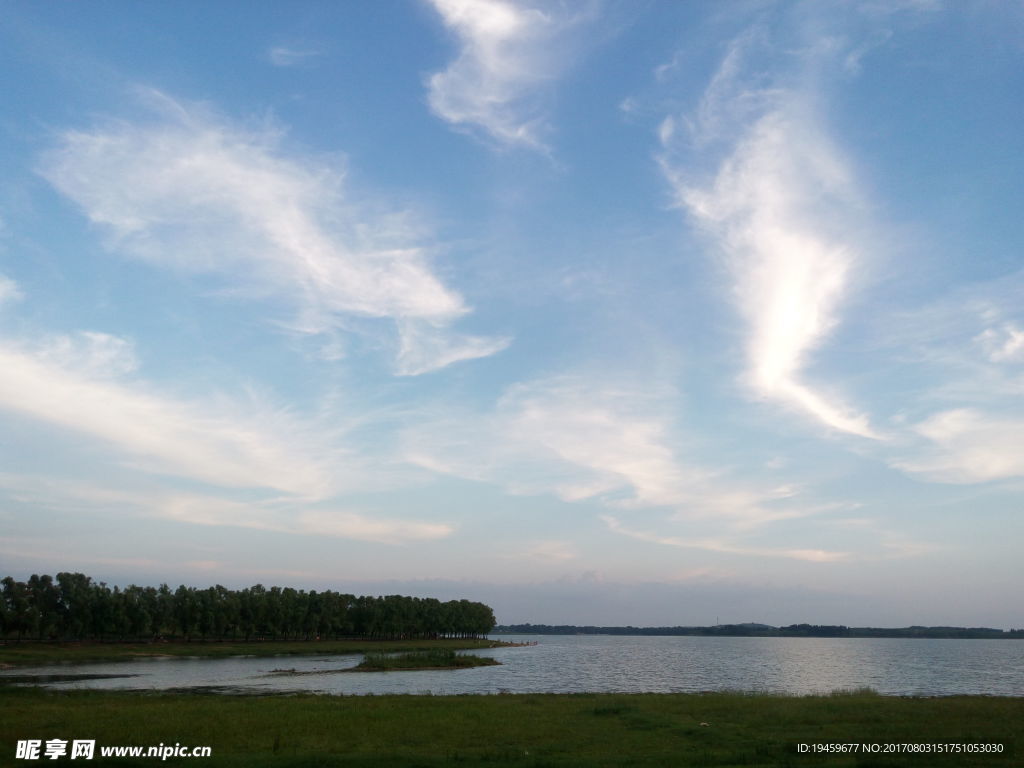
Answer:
top-left (1, 573), bottom-right (496, 643)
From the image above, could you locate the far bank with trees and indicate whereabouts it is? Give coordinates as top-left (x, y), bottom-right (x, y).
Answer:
top-left (1, 573), bottom-right (496, 644)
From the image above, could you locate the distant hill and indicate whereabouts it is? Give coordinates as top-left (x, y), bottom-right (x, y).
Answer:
top-left (493, 623), bottom-right (1024, 639)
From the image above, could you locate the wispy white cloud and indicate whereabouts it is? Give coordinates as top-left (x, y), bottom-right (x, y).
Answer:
top-left (404, 375), bottom-right (703, 506)
top-left (0, 333), bottom-right (338, 496)
top-left (684, 30), bottom-right (780, 148)
top-left (0, 535), bottom-right (161, 571)
top-left (404, 374), bottom-right (829, 532)
top-left (895, 409), bottom-right (1024, 483)
top-left (605, 512), bottom-right (938, 563)
top-left (660, 37), bottom-right (878, 439)
top-left (298, 510), bottom-right (452, 543)
top-left (822, 517), bottom-right (940, 559)
top-left (0, 475), bottom-right (454, 545)
top-left (39, 90), bottom-right (505, 374)
top-left (602, 515), bottom-right (850, 563)
top-left (494, 377), bottom-right (699, 507)
top-left (395, 320), bottom-right (510, 376)
top-left (268, 45), bottom-right (321, 68)
top-left (0, 273), bottom-right (21, 306)
top-left (35, 330), bottom-right (138, 377)
top-left (161, 495), bottom-right (453, 544)
top-left (865, 272), bottom-right (1024, 483)
top-left (976, 323), bottom-right (1024, 364)
top-left (503, 539), bottom-right (578, 562)
top-left (424, 0), bottom-right (594, 148)
top-left (868, 272), bottom-right (1024, 401)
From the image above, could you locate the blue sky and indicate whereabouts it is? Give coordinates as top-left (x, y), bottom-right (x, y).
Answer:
top-left (2, 0), bottom-right (1022, 627)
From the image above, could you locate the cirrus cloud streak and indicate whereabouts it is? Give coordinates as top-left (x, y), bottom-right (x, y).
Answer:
top-left (660, 37), bottom-right (878, 439)
top-left (0, 334), bottom-right (337, 497)
top-left (39, 90), bottom-right (507, 374)
top-left (425, 0), bottom-right (596, 148)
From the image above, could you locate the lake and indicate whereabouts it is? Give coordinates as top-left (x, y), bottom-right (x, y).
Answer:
top-left (4, 635), bottom-right (1023, 696)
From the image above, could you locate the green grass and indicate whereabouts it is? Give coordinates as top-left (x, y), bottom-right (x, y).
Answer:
top-left (1, 687), bottom-right (1020, 767)
top-left (352, 648), bottom-right (499, 671)
top-left (0, 638), bottom-right (508, 668)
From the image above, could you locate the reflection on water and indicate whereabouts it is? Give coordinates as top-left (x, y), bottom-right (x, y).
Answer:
top-left (4, 635), bottom-right (1023, 696)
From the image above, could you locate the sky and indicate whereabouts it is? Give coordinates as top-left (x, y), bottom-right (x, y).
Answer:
top-left (1, 0), bottom-right (1022, 628)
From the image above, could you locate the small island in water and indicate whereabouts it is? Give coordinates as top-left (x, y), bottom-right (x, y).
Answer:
top-left (348, 648), bottom-right (499, 672)
top-left (264, 648), bottom-right (500, 677)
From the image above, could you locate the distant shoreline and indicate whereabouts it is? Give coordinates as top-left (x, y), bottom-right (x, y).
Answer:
top-left (494, 623), bottom-right (1024, 639)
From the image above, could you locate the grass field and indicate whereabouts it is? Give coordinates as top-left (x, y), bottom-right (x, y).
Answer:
top-left (1, 686), bottom-right (1019, 767)
top-left (0, 638), bottom-right (508, 668)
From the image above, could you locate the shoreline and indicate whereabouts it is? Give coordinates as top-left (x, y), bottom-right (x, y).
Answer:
top-left (0, 638), bottom-right (514, 668)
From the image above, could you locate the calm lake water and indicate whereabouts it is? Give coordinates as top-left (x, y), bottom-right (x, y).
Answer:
top-left (5, 635), bottom-right (1023, 697)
